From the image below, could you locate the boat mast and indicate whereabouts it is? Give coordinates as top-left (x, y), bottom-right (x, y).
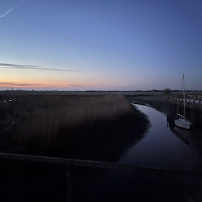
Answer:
top-left (183, 74), bottom-right (186, 118)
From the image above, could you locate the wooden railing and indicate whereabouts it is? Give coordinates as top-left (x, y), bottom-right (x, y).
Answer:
top-left (0, 152), bottom-right (202, 201)
top-left (168, 95), bottom-right (202, 107)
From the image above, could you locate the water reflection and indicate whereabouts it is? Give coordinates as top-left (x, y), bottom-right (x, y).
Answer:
top-left (119, 104), bottom-right (188, 170)
top-left (167, 114), bottom-right (190, 145)
top-left (74, 104), bottom-right (202, 202)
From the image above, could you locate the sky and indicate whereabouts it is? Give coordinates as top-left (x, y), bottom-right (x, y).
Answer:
top-left (0, 0), bottom-right (202, 91)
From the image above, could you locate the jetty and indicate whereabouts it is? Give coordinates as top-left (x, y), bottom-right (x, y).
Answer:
top-left (168, 94), bottom-right (202, 110)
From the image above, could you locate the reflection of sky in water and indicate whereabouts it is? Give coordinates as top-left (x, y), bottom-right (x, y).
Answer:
top-left (76, 104), bottom-right (194, 202)
top-left (118, 104), bottom-right (189, 170)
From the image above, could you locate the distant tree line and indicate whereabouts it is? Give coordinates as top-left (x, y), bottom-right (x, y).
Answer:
top-left (163, 88), bottom-right (172, 94)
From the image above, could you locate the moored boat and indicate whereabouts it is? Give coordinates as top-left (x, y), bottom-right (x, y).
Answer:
top-left (175, 114), bottom-right (191, 130)
top-left (174, 74), bottom-right (192, 130)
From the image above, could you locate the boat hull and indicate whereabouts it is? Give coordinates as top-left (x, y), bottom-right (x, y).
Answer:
top-left (174, 120), bottom-right (191, 130)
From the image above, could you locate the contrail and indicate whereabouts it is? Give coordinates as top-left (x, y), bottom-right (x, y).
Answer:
top-left (0, 0), bottom-right (25, 18)
top-left (0, 7), bottom-right (15, 18)
top-left (0, 63), bottom-right (79, 72)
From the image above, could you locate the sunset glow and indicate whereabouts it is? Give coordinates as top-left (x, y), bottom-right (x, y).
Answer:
top-left (0, 0), bottom-right (202, 90)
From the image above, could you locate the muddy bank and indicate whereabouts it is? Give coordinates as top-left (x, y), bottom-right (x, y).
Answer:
top-left (169, 102), bottom-right (202, 129)
top-left (125, 95), bottom-right (169, 114)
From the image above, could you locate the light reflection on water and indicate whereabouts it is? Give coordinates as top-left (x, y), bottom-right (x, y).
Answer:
top-left (118, 104), bottom-right (189, 170)
top-left (75, 104), bottom-right (202, 202)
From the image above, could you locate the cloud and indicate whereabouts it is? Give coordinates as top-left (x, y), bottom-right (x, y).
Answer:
top-left (0, 81), bottom-right (67, 88)
top-left (0, 0), bottom-right (25, 18)
top-left (0, 81), bottom-right (94, 89)
top-left (0, 82), bottom-right (48, 87)
top-left (0, 63), bottom-right (78, 72)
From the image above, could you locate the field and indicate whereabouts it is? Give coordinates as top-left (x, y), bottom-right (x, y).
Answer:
top-left (1, 90), bottom-right (202, 96)
top-left (0, 93), bottom-right (149, 161)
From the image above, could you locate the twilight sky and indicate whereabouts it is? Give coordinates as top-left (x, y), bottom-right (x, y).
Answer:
top-left (0, 0), bottom-right (202, 90)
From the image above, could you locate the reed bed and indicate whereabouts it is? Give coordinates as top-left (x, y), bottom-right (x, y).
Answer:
top-left (0, 94), bottom-right (149, 160)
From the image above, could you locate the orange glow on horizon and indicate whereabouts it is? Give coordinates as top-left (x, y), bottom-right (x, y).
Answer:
top-left (0, 79), bottom-right (111, 90)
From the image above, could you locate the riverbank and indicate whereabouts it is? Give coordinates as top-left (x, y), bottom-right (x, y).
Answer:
top-left (0, 94), bottom-right (149, 161)
top-left (126, 94), bottom-right (202, 129)
top-left (125, 94), bottom-right (169, 114)
top-left (0, 94), bottom-right (150, 201)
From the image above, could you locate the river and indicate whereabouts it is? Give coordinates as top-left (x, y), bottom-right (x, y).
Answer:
top-left (74, 104), bottom-right (202, 202)
top-left (119, 104), bottom-right (192, 170)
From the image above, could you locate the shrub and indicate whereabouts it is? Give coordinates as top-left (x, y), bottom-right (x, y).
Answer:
top-left (163, 88), bottom-right (172, 94)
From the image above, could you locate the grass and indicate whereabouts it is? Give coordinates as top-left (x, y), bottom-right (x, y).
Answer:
top-left (0, 94), bottom-right (149, 161)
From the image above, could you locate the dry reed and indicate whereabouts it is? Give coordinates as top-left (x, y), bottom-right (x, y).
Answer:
top-left (7, 95), bottom-right (140, 156)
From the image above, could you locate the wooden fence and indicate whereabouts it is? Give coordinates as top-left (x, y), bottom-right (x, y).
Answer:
top-left (0, 152), bottom-right (202, 201)
top-left (168, 95), bottom-right (202, 110)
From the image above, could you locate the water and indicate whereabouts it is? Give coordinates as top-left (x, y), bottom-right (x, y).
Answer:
top-left (74, 104), bottom-right (202, 202)
top-left (119, 104), bottom-right (189, 170)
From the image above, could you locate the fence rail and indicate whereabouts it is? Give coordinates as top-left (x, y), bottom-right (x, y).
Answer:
top-left (168, 95), bottom-right (202, 107)
top-left (1, 152), bottom-right (202, 201)
top-left (0, 152), bottom-right (202, 177)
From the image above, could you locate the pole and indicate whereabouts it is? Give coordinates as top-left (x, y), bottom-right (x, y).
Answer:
top-left (66, 165), bottom-right (71, 202)
top-left (183, 74), bottom-right (186, 118)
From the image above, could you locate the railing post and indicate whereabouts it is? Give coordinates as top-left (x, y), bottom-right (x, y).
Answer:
top-left (66, 165), bottom-right (71, 202)
top-left (198, 96), bottom-right (202, 105)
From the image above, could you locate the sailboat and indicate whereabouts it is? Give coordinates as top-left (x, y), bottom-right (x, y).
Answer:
top-left (174, 74), bottom-right (192, 130)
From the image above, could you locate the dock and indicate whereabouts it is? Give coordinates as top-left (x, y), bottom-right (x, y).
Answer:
top-left (168, 95), bottom-right (202, 110)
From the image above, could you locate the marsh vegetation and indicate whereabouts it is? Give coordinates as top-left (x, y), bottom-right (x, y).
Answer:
top-left (0, 94), bottom-right (149, 161)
